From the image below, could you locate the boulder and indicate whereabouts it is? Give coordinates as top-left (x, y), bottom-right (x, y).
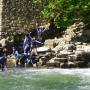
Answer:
top-left (39, 56), bottom-right (47, 65)
top-left (75, 61), bottom-right (87, 68)
top-left (46, 61), bottom-right (55, 67)
top-left (37, 46), bottom-right (50, 53)
top-left (33, 64), bottom-right (37, 68)
top-left (87, 62), bottom-right (90, 67)
top-left (68, 61), bottom-right (76, 68)
top-left (60, 63), bottom-right (68, 68)
top-left (56, 53), bottom-right (68, 58)
top-left (84, 45), bottom-right (90, 52)
top-left (54, 57), bottom-right (67, 63)
top-left (68, 55), bottom-right (77, 62)
top-left (54, 61), bottom-right (60, 67)
top-left (53, 37), bottom-right (59, 48)
top-left (46, 58), bottom-right (59, 67)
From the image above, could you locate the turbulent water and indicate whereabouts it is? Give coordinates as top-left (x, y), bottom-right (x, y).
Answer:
top-left (0, 68), bottom-right (90, 90)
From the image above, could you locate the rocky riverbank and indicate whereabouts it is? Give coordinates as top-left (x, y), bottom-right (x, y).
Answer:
top-left (36, 22), bottom-right (90, 68)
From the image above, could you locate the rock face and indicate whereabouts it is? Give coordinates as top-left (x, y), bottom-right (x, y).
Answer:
top-left (1, 0), bottom-right (46, 37)
top-left (42, 22), bottom-right (90, 68)
top-left (52, 22), bottom-right (85, 52)
top-left (0, 0), bottom-right (3, 36)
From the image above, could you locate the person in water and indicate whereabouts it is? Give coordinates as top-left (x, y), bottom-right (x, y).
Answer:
top-left (11, 47), bottom-right (19, 67)
top-left (0, 53), bottom-right (7, 71)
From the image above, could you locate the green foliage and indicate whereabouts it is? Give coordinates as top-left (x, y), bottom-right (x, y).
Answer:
top-left (33, 0), bottom-right (90, 28)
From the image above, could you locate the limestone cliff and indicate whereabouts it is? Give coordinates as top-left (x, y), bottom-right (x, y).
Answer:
top-left (43, 22), bottom-right (90, 68)
top-left (1, 0), bottom-right (45, 36)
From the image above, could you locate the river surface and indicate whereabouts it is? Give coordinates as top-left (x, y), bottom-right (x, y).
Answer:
top-left (0, 68), bottom-right (90, 90)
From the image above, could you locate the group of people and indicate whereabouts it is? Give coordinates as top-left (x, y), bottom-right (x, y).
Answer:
top-left (0, 23), bottom-right (48, 71)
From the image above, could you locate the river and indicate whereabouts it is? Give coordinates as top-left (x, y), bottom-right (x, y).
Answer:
top-left (0, 68), bottom-right (90, 90)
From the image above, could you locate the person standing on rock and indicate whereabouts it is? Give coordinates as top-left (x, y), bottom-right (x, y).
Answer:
top-left (23, 35), bottom-right (29, 51)
top-left (28, 44), bottom-right (38, 65)
top-left (23, 33), bottom-right (33, 54)
top-left (35, 23), bottom-right (42, 42)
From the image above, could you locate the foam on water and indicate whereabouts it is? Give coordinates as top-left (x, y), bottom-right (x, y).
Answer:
top-left (4, 68), bottom-right (90, 78)
top-left (16, 68), bottom-right (90, 75)
top-left (0, 68), bottom-right (90, 90)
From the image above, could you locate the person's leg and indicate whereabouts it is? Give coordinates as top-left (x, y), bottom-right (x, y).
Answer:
top-left (21, 54), bottom-right (27, 67)
top-left (1, 64), bottom-right (5, 71)
top-left (29, 55), bottom-right (33, 64)
top-left (13, 60), bottom-right (17, 68)
top-left (1, 57), bottom-right (7, 71)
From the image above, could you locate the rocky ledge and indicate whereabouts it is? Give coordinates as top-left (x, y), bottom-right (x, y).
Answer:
top-left (36, 22), bottom-right (90, 68)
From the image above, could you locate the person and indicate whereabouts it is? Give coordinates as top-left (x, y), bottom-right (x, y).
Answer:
top-left (0, 53), bottom-right (7, 71)
top-left (23, 35), bottom-right (29, 50)
top-left (34, 23), bottom-right (49, 43)
top-left (20, 33), bottom-right (33, 67)
top-left (12, 47), bottom-right (19, 57)
top-left (23, 33), bottom-right (33, 54)
top-left (35, 23), bottom-right (42, 42)
top-left (11, 47), bottom-right (19, 67)
top-left (28, 44), bottom-right (38, 65)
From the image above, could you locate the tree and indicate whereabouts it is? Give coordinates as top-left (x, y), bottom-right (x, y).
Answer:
top-left (33, 0), bottom-right (90, 28)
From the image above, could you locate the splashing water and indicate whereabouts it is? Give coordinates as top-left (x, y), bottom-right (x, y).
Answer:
top-left (0, 68), bottom-right (90, 90)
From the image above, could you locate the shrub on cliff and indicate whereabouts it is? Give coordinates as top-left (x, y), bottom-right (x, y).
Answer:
top-left (33, 0), bottom-right (90, 28)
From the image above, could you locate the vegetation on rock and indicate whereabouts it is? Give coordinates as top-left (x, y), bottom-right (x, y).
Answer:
top-left (33, 0), bottom-right (90, 28)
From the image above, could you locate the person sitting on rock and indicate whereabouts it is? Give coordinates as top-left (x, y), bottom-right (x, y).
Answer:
top-left (12, 47), bottom-right (19, 57)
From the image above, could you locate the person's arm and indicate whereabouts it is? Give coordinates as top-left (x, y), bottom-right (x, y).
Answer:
top-left (42, 27), bottom-right (48, 33)
top-left (15, 51), bottom-right (19, 57)
top-left (34, 40), bottom-right (42, 44)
